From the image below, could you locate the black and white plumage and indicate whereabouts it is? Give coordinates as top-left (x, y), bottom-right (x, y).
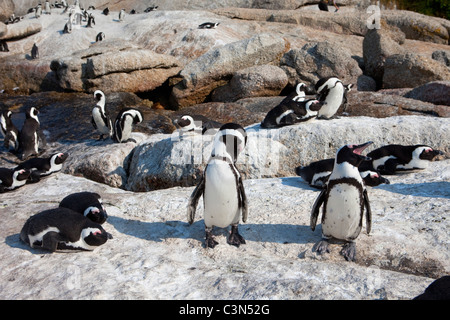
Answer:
top-left (95, 32), bottom-right (105, 42)
top-left (315, 76), bottom-right (347, 119)
top-left (413, 276), bottom-right (450, 300)
top-left (0, 40), bottom-right (9, 52)
top-left (59, 192), bottom-right (108, 224)
top-left (102, 8), bottom-right (109, 16)
top-left (310, 142), bottom-right (373, 261)
top-left (86, 13), bottom-right (95, 28)
top-left (91, 90), bottom-right (113, 140)
top-left (15, 152), bottom-right (68, 182)
top-left (1, 110), bottom-right (19, 152)
top-left (144, 6), bottom-right (158, 12)
top-left (187, 123), bottom-right (248, 248)
top-left (173, 115), bottom-right (223, 135)
top-left (367, 144), bottom-right (444, 175)
top-left (261, 97), bottom-right (323, 128)
top-left (31, 43), bottom-right (39, 59)
top-left (296, 158), bottom-right (390, 189)
top-left (198, 22), bottom-right (220, 29)
top-left (19, 107), bottom-right (41, 160)
top-left (20, 207), bottom-right (111, 252)
top-left (118, 9), bottom-right (125, 22)
top-left (0, 168), bottom-right (31, 193)
top-left (113, 108), bottom-right (143, 143)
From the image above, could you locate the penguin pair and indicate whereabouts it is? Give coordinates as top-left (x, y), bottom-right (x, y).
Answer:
top-left (20, 192), bottom-right (110, 252)
top-left (314, 76), bottom-right (353, 119)
top-left (173, 115), bottom-right (223, 136)
top-left (91, 90), bottom-right (143, 143)
top-left (15, 152), bottom-right (69, 183)
top-left (188, 123), bottom-right (248, 248)
top-left (261, 83), bottom-right (324, 128)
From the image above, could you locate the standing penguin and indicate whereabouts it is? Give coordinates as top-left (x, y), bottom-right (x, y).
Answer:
top-left (59, 191), bottom-right (108, 224)
top-left (315, 76), bottom-right (346, 119)
top-left (118, 9), bottom-right (125, 22)
top-left (19, 107), bottom-right (41, 160)
top-left (86, 13), bottom-right (95, 28)
top-left (1, 110), bottom-right (20, 152)
top-left (44, 1), bottom-right (51, 14)
top-left (113, 108), bottom-right (143, 143)
top-left (0, 168), bottom-right (31, 193)
top-left (310, 142), bottom-right (373, 261)
top-left (15, 152), bottom-right (68, 182)
top-left (91, 90), bottom-right (113, 140)
top-left (31, 43), bottom-right (39, 59)
top-left (35, 4), bottom-right (42, 18)
top-left (187, 123), bottom-right (248, 248)
top-left (20, 207), bottom-right (111, 252)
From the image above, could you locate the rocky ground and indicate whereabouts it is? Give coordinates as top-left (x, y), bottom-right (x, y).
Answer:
top-left (0, 1), bottom-right (449, 301)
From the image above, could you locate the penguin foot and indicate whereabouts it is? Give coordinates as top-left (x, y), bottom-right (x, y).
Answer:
top-left (312, 239), bottom-right (330, 255)
top-left (227, 225), bottom-right (246, 247)
top-left (205, 230), bottom-right (218, 248)
top-left (341, 242), bottom-right (356, 261)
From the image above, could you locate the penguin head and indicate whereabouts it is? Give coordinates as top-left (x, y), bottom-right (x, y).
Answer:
top-left (26, 107), bottom-right (39, 121)
top-left (418, 146), bottom-right (444, 161)
top-left (361, 171), bottom-right (390, 187)
top-left (51, 152), bottom-right (69, 166)
top-left (14, 169), bottom-right (31, 182)
top-left (212, 123), bottom-right (247, 162)
top-left (336, 141), bottom-right (373, 167)
top-left (84, 205), bottom-right (108, 224)
top-left (174, 115), bottom-right (198, 132)
top-left (304, 99), bottom-right (324, 112)
top-left (81, 226), bottom-right (111, 247)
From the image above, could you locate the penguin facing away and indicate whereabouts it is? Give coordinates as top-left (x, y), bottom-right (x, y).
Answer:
top-left (20, 207), bottom-right (111, 252)
top-left (15, 152), bottom-right (68, 182)
top-left (310, 141), bottom-right (373, 261)
top-left (19, 107), bottom-right (41, 160)
top-left (91, 90), bottom-right (113, 140)
top-left (0, 168), bottom-right (31, 193)
top-left (1, 111), bottom-right (20, 152)
top-left (367, 144), bottom-right (444, 175)
top-left (187, 123), bottom-right (248, 248)
top-left (315, 76), bottom-right (346, 119)
top-left (113, 108), bottom-right (143, 143)
top-left (31, 43), bottom-right (39, 59)
top-left (59, 192), bottom-right (108, 224)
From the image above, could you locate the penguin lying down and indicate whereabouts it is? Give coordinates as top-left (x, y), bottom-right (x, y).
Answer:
top-left (59, 192), bottom-right (108, 224)
top-left (15, 152), bottom-right (68, 183)
top-left (0, 168), bottom-right (31, 193)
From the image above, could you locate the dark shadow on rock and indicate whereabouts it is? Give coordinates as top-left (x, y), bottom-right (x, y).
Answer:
top-left (377, 181), bottom-right (450, 199)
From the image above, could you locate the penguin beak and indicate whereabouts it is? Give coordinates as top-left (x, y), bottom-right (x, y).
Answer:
top-left (351, 141), bottom-right (373, 161)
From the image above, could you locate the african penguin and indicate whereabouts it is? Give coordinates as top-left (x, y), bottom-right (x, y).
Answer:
top-left (35, 4), bottom-right (42, 19)
top-left (144, 6), bottom-right (158, 12)
top-left (1, 110), bottom-right (20, 152)
top-left (0, 40), bottom-right (9, 52)
top-left (19, 107), bottom-right (41, 160)
top-left (198, 22), bottom-right (220, 29)
top-left (261, 98), bottom-right (323, 128)
top-left (174, 115), bottom-right (223, 135)
top-left (31, 43), bottom-right (39, 59)
top-left (96, 32), bottom-right (105, 42)
top-left (118, 9), bottom-right (125, 22)
top-left (318, 0), bottom-right (329, 11)
top-left (292, 82), bottom-right (307, 102)
top-left (367, 144), bottom-right (444, 175)
top-left (15, 152), bottom-right (68, 183)
top-left (314, 76), bottom-right (346, 119)
top-left (87, 13), bottom-right (95, 28)
top-left (413, 276), bottom-right (450, 300)
top-left (0, 168), bottom-right (31, 193)
top-left (310, 141), bottom-right (373, 261)
top-left (187, 123), bottom-right (248, 248)
top-left (20, 207), bottom-right (111, 252)
top-left (102, 8), bottom-right (109, 15)
top-left (91, 90), bottom-right (113, 140)
top-left (59, 191), bottom-right (108, 224)
top-left (113, 108), bottom-right (143, 143)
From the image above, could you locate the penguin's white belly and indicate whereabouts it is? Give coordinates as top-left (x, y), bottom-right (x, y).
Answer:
top-left (323, 184), bottom-right (362, 241)
top-left (92, 109), bottom-right (110, 134)
top-left (120, 118), bottom-right (133, 141)
top-left (318, 85), bottom-right (344, 118)
top-left (204, 163), bottom-right (240, 228)
top-left (372, 155), bottom-right (396, 170)
top-left (398, 158), bottom-right (429, 170)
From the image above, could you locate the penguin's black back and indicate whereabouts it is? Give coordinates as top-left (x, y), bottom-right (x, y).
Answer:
top-left (59, 192), bottom-right (102, 215)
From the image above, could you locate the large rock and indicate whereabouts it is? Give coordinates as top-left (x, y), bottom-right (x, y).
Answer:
top-left (404, 81), bottom-right (450, 106)
top-left (383, 53), bottom-right (450, 89)
top-left (0, 20), bottom-right (41, 41)
top-left (211, 65), bottom-right (288, 102)
top-left (170, 33), bottom-right (290, 108)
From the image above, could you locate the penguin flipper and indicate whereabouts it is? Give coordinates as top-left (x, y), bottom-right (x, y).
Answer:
top-left (310, 189), bottom-right (326, 231)
top-left (363, 189), bottom-right (372, 234)
top-left (187, 174), bottom-right (205, 225)
top-left (91, 116), bottom-right (98, 130)
top-left (238, 176), bottom-right (248, 223)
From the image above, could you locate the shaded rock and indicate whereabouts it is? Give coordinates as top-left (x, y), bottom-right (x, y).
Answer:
top-left (211, 65), bottom-right (288, 102)
top-left (0, 20), bottom-right (41, 41)
top-left (404, 81), bottom-right (450, 106)
top-left (0, 22), bottom-right (6, 38)
top-left (383, 53), bottom-right (450, 89)
top-left (170, 33), bottom-right (290, 108)
top-left (432, 50), bottom-right (450, 67)
top-left (356, 75), bottom-right (377, 92)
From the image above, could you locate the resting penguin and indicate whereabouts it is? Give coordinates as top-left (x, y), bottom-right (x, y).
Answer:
top-left (102, 8), bottom-right (110, 15)
top-left (113, 108), bottom-right (143, 143)
top-left (1, 110), bottom-right (20, 152)
top-left (173, 115), bottom-right (223, 135)
top-left (261, 98), bottom-right (323, 128)
top-left (367, 144), bottom-right (444, 175)
top-left (187, 123), bottom-right (248, 248)
top-left (19, 107), bottom-right (41, 160)
top-left (96, 32), bottom-right (105, 42)
top-left (59, 192), bottom-right (108, 224)
top-left (292, 82), bottom-right (307, 102)
top-left (91, 90), bottom-right (113, 140)
top-left (198, 22), bottom-right (220, 29)
top-left (20, 207), bottom-right (111, 252)
top-left (0, 168), bottom-right (31, 193)
top-left (310, 141), bottom-right (373, 261)
top-left (314, 76), bottom-right (347, 119)
top-left (15, 152), bottom-right (68, 183)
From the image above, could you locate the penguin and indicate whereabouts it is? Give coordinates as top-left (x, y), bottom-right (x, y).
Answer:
top-left (173, 115), bottom-right (223, 135)
top-left (261, 98), bottom-right (323, 128)
top-left (63, 20), bottom-right (72, 34)
top-left (310, 141), bottom-right (373, 261)
top-left (413, 276), bottom-right (450, 300)
top-left (318, 0), bottom-right (329, 11)
top-left (20, 207), bottom-right (111, 252)
top-left (1, 110), bottom-right (20, 152)
top-left (15, 152), bottom-right (68, 182)
top-left (314, 76), bottom-right (346, 119)
top-left (0, 168), bottom-right (31, 193)
top-left (31, 43), bottom-right (39, 59)
top-left (198, 22), bottom-right (220, 29)
top-left (102, 8), bottom-right (109, 16)
top-left (296, 158), bottom-right (390, 189)
top-left (44, 1), bottom-right (51, 14)
top-left (35, 4), bottom-right (42, 19)
top-left (292, 82), bottom-right (307, 102)
top-left (113, 108), bottom-right (143, 143)
top-left (144, 6), bottom-right (158, 12)
top-left (0, 40), bottom-right (9, 52)
top-left (59, 191), bottom-right (108, 224)
top-left (91, 90), bottom-right (113, 140)
top-left (187, 123), bottom-right (248, 248)
top-left (118, 9), bottom-right (125, 22)
top-left (19, 107), bottom-right (41, 160)
top-left (96, 32), bottom-right (105, 42)
top-left (367, 144), bottom-right (444, 175)
top-left (86, 13), bottom-right (95, 28)
top-left (341, 83), bottom-right (353, 114)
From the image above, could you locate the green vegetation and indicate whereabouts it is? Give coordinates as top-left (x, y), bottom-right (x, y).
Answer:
top-left (379, 0), bottom-right (450, 19)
